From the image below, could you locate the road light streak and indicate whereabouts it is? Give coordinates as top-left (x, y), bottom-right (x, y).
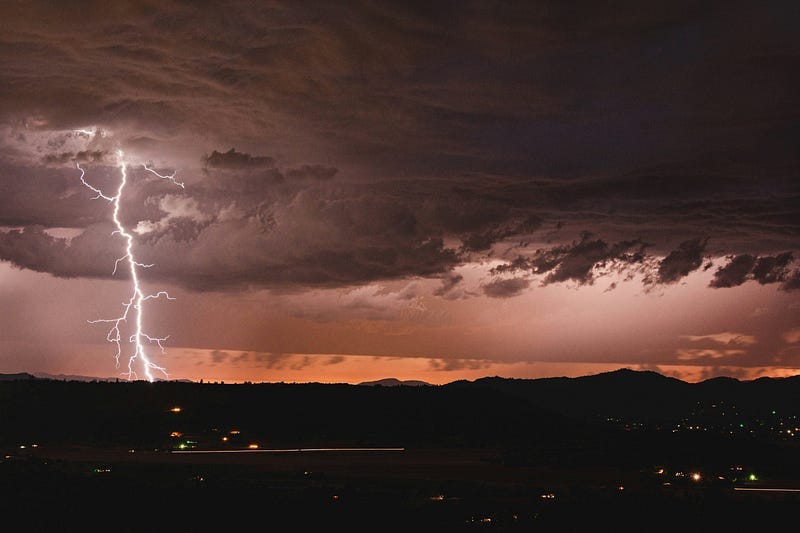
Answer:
top-left (171, 447), bottom-right (406, 454)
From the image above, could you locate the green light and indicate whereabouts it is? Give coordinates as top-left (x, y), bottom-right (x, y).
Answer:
top-left (178, 443), bottom-right (187, 449)
top-left (749, 474), bottom-right (757, 481)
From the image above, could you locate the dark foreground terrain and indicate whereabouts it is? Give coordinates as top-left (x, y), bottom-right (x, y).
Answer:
top-left (2, 371), bottom-right (800, 531)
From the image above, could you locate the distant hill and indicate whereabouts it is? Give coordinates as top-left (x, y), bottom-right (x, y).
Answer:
top-left (358, 377), bottom-right (431, 387)
top-left (4, 367), bottom-right (800, 471)
top-left (0, 376), bottom-right (578, 452)
top-left (455, 367), bottom-right (800, 420)
top-left (33, 372), bottom-right (120, 382)
top-left (0, 372), bottom-right (36, 381)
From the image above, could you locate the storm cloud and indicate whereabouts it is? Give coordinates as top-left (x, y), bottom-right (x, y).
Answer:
top-left (0, 1), bottom-right (797, 293)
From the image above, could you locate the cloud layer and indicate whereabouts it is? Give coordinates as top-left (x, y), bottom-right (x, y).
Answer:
top-left (0, 1), bottom-right (798, 295)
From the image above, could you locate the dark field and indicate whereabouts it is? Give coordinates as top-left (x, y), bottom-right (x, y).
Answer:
top-left (4, 443), bottom-right (800, 531)
top-left (3, 376), bottom-right (800, 531)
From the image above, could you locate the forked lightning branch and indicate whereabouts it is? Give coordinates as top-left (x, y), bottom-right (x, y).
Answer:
top-left (77, 149), bottom-right (183, 382)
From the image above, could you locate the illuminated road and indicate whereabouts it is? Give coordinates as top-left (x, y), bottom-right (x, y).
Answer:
top-left (171, 447), bottom-right (406, 454)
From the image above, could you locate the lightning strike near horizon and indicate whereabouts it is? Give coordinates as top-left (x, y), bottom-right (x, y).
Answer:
top-left (78, 149), bottom-right (183, 382)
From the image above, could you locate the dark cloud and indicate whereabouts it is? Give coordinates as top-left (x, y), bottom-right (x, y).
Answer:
top-left (324, 355), bottom-right (345, 366)
top-left (0, 1), bottom-right (798, 294)
top-left (709, 254), bottom-right (757, 288)
top-left (210, 350), bottom-right (229, 364)
top-left (428, 358), bottom-right (493, 371)
top-left (460, 214), bottom-right (541, 253)
top-left (753, 253), bottom-right (794, 285)
top-left (433, 272), bottom-right (464, 297)
top-left (482, 277), bottom-right (530, 298)
top-left (41, 150), bottom-right (111, 166)
top-left (781, 270), bottom-right (800, 292)
top-left (0, 159), bottom-right (480, 290)
top-left (0, 225), bottom-right (119, 279)
top-left (0, 162), bottom-right (110, 228)
top-left (653, 238), bottom-right (708, 285)
top-left (492, 233), bottom-right (650, 286)
top-left (710, 252), bottom-right (795, 288)
top-left (250, 352), bottom-right (311, 370)
top-left (202, 148), bottom-right (275, 170)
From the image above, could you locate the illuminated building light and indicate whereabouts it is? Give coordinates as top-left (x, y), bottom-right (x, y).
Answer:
top-left (170, 407), bottom-right (182, 413)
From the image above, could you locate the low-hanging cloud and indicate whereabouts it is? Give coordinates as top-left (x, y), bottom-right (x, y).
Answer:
top-left (653, 238), bottom-right (708, 285)
top-left (710, 252), bottom-right (796, 290)
top-left (482, 277), bottom-right (531, 298)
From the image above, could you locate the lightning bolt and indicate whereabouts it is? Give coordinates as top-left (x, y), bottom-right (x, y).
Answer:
top-left (78, 149), bottom-right (182, 382)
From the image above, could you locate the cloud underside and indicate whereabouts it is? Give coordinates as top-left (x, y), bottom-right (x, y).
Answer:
top-left (0, 151), bottom-right (797, 294)
top-left (1, 186), bottom-right (797, 295)
top-left (0, 2), bottom-right (797, 294)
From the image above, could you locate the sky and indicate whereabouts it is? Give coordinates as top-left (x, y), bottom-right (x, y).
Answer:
top-left (0, 1), bottom-right (798, 384)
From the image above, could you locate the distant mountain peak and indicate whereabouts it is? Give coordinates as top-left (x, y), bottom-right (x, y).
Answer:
top-left (358, 377), bottom-right (431, 387)
top-left (584, 367), bottom-right (686, 383)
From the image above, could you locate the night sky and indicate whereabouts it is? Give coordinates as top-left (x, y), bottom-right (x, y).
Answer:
top-left (1, 1), bottom-right (798, 383)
